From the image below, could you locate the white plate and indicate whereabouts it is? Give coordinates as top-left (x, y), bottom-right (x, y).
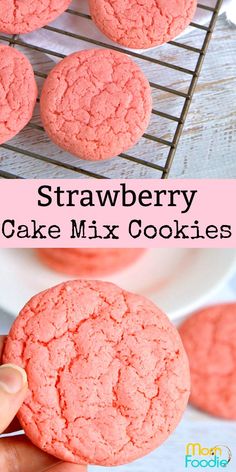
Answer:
top-left (0, 249), bottom-right (236, 321)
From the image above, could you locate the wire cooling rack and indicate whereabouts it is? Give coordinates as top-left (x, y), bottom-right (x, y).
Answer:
top-left (0, 0), bottom-right (223, 179)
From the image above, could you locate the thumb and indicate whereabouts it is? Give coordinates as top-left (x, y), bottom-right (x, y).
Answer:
top-left (0, 364), bottom-right (28, 434)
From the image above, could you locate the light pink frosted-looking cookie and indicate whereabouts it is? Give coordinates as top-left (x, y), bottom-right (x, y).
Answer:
top-left (36, 248), bottom-right (146, 276)
top-left (0, 45), bottom-right (38, 145)
top-left (3, 280), bottom-right (190, 466)
top-left (40, 49), bottom-right (152, 160)
top-left (179, 303), bottom-right (236, 420)
top-left (89, 0), bottom-right (197, 49)
top-left (0, 1), bottom-right (72, 34)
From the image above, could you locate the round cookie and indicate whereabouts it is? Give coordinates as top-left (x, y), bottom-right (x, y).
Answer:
top-left (179, 303), bottom-right (236, 420)
top-left (36, 248), bottom-right (146, 276)
top-left (0, 1), bottom-right (72, 34)
top-left (40, 49), bottom-right (152, 160)
top-left (3, 280), bottom-right (190, 466)
top-left (89, 0), bottom-right (197, 49)
top-left (0, 45), bottom-right (38, 145)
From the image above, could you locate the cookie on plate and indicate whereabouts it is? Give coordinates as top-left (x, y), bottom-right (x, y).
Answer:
top-left (37, 248), bottom-right (146, 276)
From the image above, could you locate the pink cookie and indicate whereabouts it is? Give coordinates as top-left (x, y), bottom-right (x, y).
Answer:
top-left (89, 0), bottom-right (197, 49)
top-left (0, 45), bottom-right (38, 145)
top-left (179, 303), bottom-right (236, 420)
top-left (36, 248), bottom-right (146, 276)
top-left (4, 280), bottom-right (190, 466)
top-left (0, 1), bottom-right (72, 34)
top-left (40, 49), bottom-right (152, 160)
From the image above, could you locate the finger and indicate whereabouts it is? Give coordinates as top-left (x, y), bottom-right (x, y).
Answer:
top-left (0, 436), bottom-right (58, 472)
top-left (0, 336), bottom-right (6, 360)
top-left (43, 464), bottom-right (87, 472)
top-left (0, 338), bottom-right (22, 434)
top-left (0, 364), bottom-right (28, 433)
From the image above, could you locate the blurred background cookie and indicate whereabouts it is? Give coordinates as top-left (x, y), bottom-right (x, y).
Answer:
top-left (179, 303), bottom-right (236, 420)
top-left (37, 248), bottom-right (146, 276)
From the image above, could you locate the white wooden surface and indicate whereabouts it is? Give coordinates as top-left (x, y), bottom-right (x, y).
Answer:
top-left (0, 14), bottom-right (235, 179)
top-left (170, 16), bottom-right (236, 178)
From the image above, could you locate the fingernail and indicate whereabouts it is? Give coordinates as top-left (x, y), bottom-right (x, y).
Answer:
top-left (0, 364), bottom-right (27, 394)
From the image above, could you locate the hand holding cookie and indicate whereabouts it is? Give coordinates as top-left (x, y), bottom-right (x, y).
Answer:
top-left (0, 336), bottom-right (87, 472)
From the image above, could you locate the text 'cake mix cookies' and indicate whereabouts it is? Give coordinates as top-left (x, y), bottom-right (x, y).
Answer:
top-left (40, 49), bottom-right (152, 160)
top-left (37, 248), bottom-right (146, 276)
top-left (89, 0), bottom-right (197, 49)
top-left (179, 303), bottom-right (236, 420)
top-left (0, 45), bottom-right (38, 145)
top-left (0, 0), bottom-right (72, 34)
top-left (3, 280), bottom-right (190, 466)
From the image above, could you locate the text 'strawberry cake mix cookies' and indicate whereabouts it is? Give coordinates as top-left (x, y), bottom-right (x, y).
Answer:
top-left (89, 0), bottom-right (197, 49)
top-left (37, 248), bottom-right (146, 276)
top-left (40, 49), bottom-right (152, 160)
top-left (179, 303), bottom-right (236, 420)
top-left (3, 280), bottom-right (190, 466)
top-left (0, 0), bottom-right (72, 34)
top-left (0, 45), bottom-right (38, 145)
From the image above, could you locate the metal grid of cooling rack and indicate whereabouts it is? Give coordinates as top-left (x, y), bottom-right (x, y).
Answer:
top-left (0, 0), bottom-right (223, 179)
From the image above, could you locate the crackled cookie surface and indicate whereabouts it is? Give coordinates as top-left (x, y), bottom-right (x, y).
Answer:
top-left (0, 0), bottom-right (72, 34)
top-left (4, 280), bottom-right (190, 466)
top-left (40, 49), bottom-right (152, 160)
top-left (0, 45), bottom-right (38, 145)
top-left (89, 0), bottom-right (197, 49)
top-left (37, 249), bottom-right (145, 276)
top-left (179, 303), bottom-right (236, 420)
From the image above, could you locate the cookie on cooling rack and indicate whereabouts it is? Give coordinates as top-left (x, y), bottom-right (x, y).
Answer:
top-left (0, 45), bottom-right (38, 145)
top-left (89, 0), bottom-right (197, 49)
top-left (3, 279), bottom-right (190, 466)
top-left (40, 49), bottom-right (152, 161)
top-left (0, 0), bottom-right (72, 34)
top-left (179, 303), bottom-right (236, 420)
top-left (36, 248), bottom-right (146, 276)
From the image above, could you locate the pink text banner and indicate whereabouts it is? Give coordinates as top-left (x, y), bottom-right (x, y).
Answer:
top-left (0, 179), bottom-right (235, 248)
